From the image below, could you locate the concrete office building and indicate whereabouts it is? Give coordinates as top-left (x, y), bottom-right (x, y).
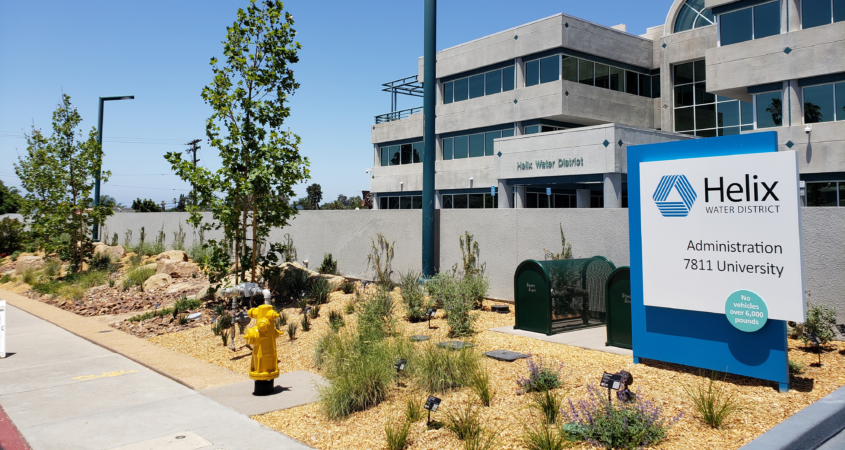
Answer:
top-left (369, 0), bottom-right (845, 210)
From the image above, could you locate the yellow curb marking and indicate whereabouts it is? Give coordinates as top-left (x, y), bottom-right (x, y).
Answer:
top-left (72, 370), bottom-right (139, 381)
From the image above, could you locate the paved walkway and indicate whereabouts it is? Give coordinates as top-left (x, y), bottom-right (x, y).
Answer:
top-left (489, 325), bottom-right (634, 356)
top-left (0, 304), bottom-right (312, 450)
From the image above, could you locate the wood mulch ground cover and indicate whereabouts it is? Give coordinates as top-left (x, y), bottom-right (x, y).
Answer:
top-left (148, 287), bottom-right (845, 450)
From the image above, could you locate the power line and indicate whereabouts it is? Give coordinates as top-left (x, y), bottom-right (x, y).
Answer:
top-left (106, 184), bottom-right (191, 191)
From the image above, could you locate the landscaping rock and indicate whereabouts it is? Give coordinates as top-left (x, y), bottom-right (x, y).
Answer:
top-left (156, 250), bottom-right (188, 262)
top-left (281, 261), bottom-right (318, 277)
top-left (143, 273), bottom-right (173, 291)
top-left (436, 341), bottom-right (475, 350)
top-left (15, 255), bottom-right (45, 275)
top-left (490, 304), bottom-right (511, 314)
top-left (483, 350), bottom-right (529, 362)
top-left (140, 263), bottom-right (158, 272)
top-left (156, 259), bottom-right (199, 278)
top-left (311, 273), bottom-right (346, 292)
top-left (410, 335), bottom-right (431, 342)
top-left (94, 244), bottom-right (126, 260)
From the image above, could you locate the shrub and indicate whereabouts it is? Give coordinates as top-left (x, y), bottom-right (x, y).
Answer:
top-left (366, 233), bottom-right (395, 288)
top-left (802, 302), bottom-right (837, 345)
top-left (44, 258), bottom-right (62, 278)
top-left (462, 274), bottom-right (489, 310)
top-left (357, 287), bottom-right (396, 341)
top-left (310, 277), bottom-right (331, 305)
top-left (89, 253), bottom-right (115, 272)
top-left (444, 402), bottom-right (483, 441)
top-left (22, 269), bottom-right (39, 286)
top-left (174, 296), bottom-right (203, 311)
top-left (404, 393), bottom-right (424, 422)
top-left (275, 311), bottom-right (288, 329)
top-left (310, 304), bottom-right (321, 319)
top-left (454, 231), bottom-right (485, 277)
top-left (345, 300), bottom-right (355, 315)
top-left (301, 314), bottom-right (311, 331)
top-left (517, 354), bottom-right (563, 393)
top-left (319, 253), bottom-right (338, 275)
top-left (0, 274), bottom-right (12, 284)
top-left (122, 265), bottom-right (156, 291)
top-left (178, 315), bottom-right (188, 325)
top-left (562, 384), bottom-right (682, 449)
top-left (530, 389), bottom-right (563, 424)
top-left (399, 270), bottom-right (430, 322)
top-left (340, 280), bottom-right (355, 294)
top-left (287, 322), bottom-right (299, 340)
top-left (788, 359), bottom-right (805, 374)
top-left (284, 267), bottom-right (311, 303)
top-left (426, 272), bottom-right (458, 309)
top-left (128, 307), bottom-right (175, 322)
top-left (468, 364), bottom-right (494, 407)
top-left (314, 331), bottom-right (340, 368)
top-left (11, 250), bottom-right (23, 261)
top-left (464, 429), bottom-right (498, 450)
top-left (520, 421), bottom-right (568, 450)
top-left (329, 309), bottom-right (345, 332)
top-left (684, 371), bottom-right (740, 429)
top-left (443, 283), bottom-right (477, 338)
top-left (58, 284), bottom-right (86, 301)
top-left (0, 217), bottom-right (25, 254)
top-left (172, 224), bottom-right (186, 251)
top-left (220, 329), bottom-right (229, 346)
top-left (384, 414), bottom-right (411, 450)
top-left (413, 344), bottom-right (480, 393)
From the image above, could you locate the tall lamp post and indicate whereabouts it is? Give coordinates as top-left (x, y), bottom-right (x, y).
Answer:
top-left (93, 95), bottom-right (134, 242)
top-left (421, 0), bottom-right (436, 277)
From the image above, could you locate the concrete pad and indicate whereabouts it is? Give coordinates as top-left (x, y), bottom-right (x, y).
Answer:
top-left (200, 370), bottom-right (325, 416)
top-left (489, 325), bottom-right (634, 356)
top-left (0, 353), bottom-right (141, 396)
top-left (110, 431), bottom-right (212, 450)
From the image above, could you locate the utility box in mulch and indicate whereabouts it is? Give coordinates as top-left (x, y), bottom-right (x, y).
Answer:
top-left (514, 257), bottom-right (616, 335)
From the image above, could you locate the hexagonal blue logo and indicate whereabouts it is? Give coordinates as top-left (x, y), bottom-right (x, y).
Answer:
top-left (652, 175), bottom-right (697, 217)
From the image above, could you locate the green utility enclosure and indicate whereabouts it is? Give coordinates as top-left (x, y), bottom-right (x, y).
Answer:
top-left (605, 267), bottom-right (632, 349)
top-left (514, 257), bottom-right (616, 335)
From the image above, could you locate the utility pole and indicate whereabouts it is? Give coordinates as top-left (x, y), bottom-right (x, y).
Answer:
top-left (185, 139), bottom-right (201, 207)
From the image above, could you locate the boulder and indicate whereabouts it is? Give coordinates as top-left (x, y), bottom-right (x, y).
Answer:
top-left (94, 245), bottom-right (126, 260)
top-left (156, 259), bottom-right (199, 278)
top-left (16, 255), bottom-right (46, 275)
top-left (143, 273), bottom-right (173, 291)
top-left (311, 274), bottom-right (346, 292)
top-left (156, 250), bottom-right (188, 262)
top-left (140, 263), bottom-right (158, 272)
top-left (281, 261), bottom-right (318, 277)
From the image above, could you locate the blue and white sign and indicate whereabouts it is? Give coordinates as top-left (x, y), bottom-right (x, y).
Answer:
top-left (546, 187), bottom-right (551, 196)
top-left (491, 186), bottom-right (496, 196)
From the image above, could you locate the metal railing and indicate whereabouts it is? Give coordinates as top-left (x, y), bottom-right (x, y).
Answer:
top-left (375, 106), bottom-right (423, 124)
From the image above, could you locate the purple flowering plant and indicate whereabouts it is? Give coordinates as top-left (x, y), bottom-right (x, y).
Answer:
top-left (561, 384), bottom-right (683, 449)
top-left (516, 354), bottom-right (564, 392)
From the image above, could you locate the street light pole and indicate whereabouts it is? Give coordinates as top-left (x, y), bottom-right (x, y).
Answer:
top-left (94, 95), bottom-right (134, 242)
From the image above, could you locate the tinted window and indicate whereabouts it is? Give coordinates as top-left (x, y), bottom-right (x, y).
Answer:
top-left (453, 135), bottom-right (468, 159)
top-left (442, 195), bottom-right (452, 208)
top-left (741, 100), bottom-right (754, 126)
top-left (525, 60), bottom-right (540, 86)
top-left (413, 142), bottom-right (423, 163)
top-left (380, 197), bottom-right (388, 209)
top-left (674, 62), bottom-right (694, 84)
top-left (803, 0), bottom-right (832, 29)
top-left (485, 69), bottom-right (502, 95)
top-left (400, 143), bottom-right (412, 165)
top-left (389, 145), bottom-right (400, 166)
top-left (754, 1), bottom-right (781, 39)
top-left (454, 78), bottom-right (468, 102)
top-left (694, 82), bottom-right (715, 104)
top-left (626, 71), bottom-right (639, 95)
top-left (453, 194), bottom-right (468, 208)
top-left (652, 75), bottom-right (661, 98)
top-left (803, 84), bottom-right (835, 123)
top-left (639, 74), bottom-right (651, 97)
top-left (609, 67), bottom-right (624, 91)
top-left (836, 82), bottom-right (845, 121)
top-left (388, 197), bottom-right (399, 209)
top-left (484, 193), bottom-right (494, 209)
top-left (806, 182), bottom-right (838, 206)
top-left (443, 81), bottom-right (453, 104)
top-left (720, 7), bottom-right (753, 46)
top-left (485, 131), bottom-right (501, 156)
top-left (469, 74), bottom-right (485, 99)
top-left (468, 194), bottom-right (484, 209)
top-left (719, 126), bottom-right (740, 136)
top-left (756, 91), bottom-right (783, 128)
top-left (561, 56), bottom-right (578, 82)
top-left (381, 147), bottom-right (388, 166)
top-left (501, 129), bottom-right (515, 138)
top-left (675, 4), bottom-right (699, 32)
top-left (443, 138), bottom-right (453, 160)
top-left (717, 100), bottom-right (740, 127)
top-left (525, 125), bottom-right (540, 134)
top-left (697, 128), bottom-right (717, 137)
top-left (469, 133), bottom-right (484, 158)
top-left (675, 84), bottom-right (695, 107)
top-left (579, 60), bottom-right (594, 85)
top-left (695, 103), bottom-right (717, 129)
top-left (675, 107), bottom-right (695, 131)
top-left (502, 66), bottom-right (515, 91)
top-left (400, 196), bottom-right (412, 209)
top-left (594, 64), bottom-right (609, 89)
top-left (540, 56), bottom-right (559, 83)
top-left (836, 0), bottom-right (845, 22)
top-left (412, 196), bottom-right (423, 209)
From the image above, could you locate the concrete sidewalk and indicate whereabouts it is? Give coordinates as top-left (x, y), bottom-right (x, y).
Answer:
top-left (0, 304), bottom-right (312, 450)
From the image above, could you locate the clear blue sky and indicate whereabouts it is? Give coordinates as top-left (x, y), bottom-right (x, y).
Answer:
top-left (0, 0), bottom-right (674, 206)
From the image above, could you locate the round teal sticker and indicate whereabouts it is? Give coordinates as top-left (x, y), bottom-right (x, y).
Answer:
top-left (725, 290), bottom-right (768, 332)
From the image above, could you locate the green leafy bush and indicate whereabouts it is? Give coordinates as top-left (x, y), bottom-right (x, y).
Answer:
top-left (128, 307), bottom-right (175, 322)
top-left (0, 217), bottom-right (25, 254)
top-left (462, 274), bottom-right (489, 310)
top-left (310, 277), bottom-right (331, 305)
top-left (174, 296), bottom-right (203, 311)
top-left (399, 270), bottom-right (430, 322)
top-left (89, 253), bottom-right (117, 273)
top-left (0, 274), bottom-right (13, 284)
top-left (802, 302), bottom-right (837, 345)
top-left (319, 253), bottom-right (337, 275)
top-left (517, 354), bottom-right (563, 393)
top-left (357, 287), bottom-right (396, 341)
top-left (44, 258), bottom-right (62, 278)
top-left (684, 371), bottom-right (740, 428)
top-left (788, 359), bottom-right (805, 374)
top-left (340, 280), bottom-right (355, 294)
top-left (562, 384), bottom-right (682, 449)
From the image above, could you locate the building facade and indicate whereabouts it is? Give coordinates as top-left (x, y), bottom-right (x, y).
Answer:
top-left (369, 0), bottom-right (845, 210)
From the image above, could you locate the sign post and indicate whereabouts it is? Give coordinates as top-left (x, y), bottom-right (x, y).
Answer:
top-left (0, 300), bottom-right (6, 358)
top-left (628, 132), bottom-right (804, 392)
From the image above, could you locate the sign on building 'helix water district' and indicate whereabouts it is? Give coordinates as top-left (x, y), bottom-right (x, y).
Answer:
top-left (639, 151), bottom-right (804, 331)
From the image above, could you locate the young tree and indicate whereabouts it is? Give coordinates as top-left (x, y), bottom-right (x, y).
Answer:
top-left (165, 0), bottom-right (309, 284)
top-left (15, 94), bottom-right (113, 271)
top-left (0, 181), bottom-right (23, 214)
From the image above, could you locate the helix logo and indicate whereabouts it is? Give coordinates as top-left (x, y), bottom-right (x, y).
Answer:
top-left (653, 175), bottom-right (697, 217)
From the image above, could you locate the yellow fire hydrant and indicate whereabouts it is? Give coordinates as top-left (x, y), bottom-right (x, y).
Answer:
top-left (244, 304), bottom-right (280, 396)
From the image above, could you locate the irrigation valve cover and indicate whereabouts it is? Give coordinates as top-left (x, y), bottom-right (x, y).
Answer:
top-left (639, 152), bottom-right (805, 328)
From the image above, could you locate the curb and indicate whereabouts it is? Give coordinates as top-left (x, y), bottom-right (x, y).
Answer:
top-left (741, 385), bottom-right (845, 450)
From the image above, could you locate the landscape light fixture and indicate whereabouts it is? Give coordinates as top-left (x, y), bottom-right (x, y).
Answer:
top-left (426, 307), bottom-right (437, 329)
top-left (424, 395), bottom-right (441, 426)
top-left (93, 95), bottom-right (134, 242)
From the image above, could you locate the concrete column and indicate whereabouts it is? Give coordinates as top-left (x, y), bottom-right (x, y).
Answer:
top-left (373, 194), bottom-right (380, 210)
top-left (497, 180), bottom-right (513, 208)
top-left (515, 121), bottom-right (523, 136)
top-left (787, 80), bottom-right (801, 128)
top-left (435, 190), bottom-right (442, 209)
top-left (514, 186), bottom-right (527, 208)
top-left (603, 173), bottom-right (622, 208)
top-left (515, 57), bottom-right (524, 89)
top-left (576, 189), bottom-right (591, 208)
